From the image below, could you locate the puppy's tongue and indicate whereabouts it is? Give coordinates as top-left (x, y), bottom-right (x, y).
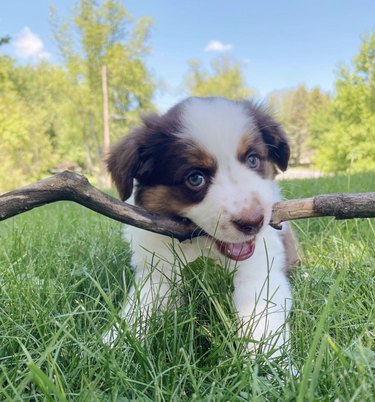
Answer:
top-left (216, 239), bottom-right (255, 261)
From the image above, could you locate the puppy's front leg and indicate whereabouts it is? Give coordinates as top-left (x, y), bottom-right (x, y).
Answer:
top-left (233, 272), bottom-right (292, 356)
top-left (103, 267), bottom-right (172, 346)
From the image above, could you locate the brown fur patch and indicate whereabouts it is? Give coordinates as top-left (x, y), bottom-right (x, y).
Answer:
top-left (107, 100), bottom-right (189, 200)
top-left (136, 185), bottom-right (191, 216)
top-left (240, 101), bottom-right (290, 172)
top-left (263, 161), bottom-right (278, 179)
top-left (179, 140), bottom-right (217, 172)
top-left (237, 133), bottom-right (276, 179)
top-left (236, 134), bottom-right (255, 162)
top-left (134, 140), bottom-right (217, 214)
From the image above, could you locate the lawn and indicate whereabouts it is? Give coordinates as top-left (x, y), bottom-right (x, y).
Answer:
top-left (0, 172), bottom-right (374, 401)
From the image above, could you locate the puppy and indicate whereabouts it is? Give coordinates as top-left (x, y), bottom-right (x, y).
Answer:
top-left (105, 97), bottom-right (298, 354)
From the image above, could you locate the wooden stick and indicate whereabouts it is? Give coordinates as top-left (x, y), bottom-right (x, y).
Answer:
top-left (0, 171), bottom-right (374, 241)
top-left (0, 171), bottom-right (199, 241)
top-left (270, 193), bottom-right (375, 229)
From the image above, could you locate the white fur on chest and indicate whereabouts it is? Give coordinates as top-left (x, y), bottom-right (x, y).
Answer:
top-left (122, 221), bottom-right (292, 354)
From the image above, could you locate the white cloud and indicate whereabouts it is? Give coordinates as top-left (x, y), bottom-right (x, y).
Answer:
top-left (204, 40), bottom-right (232, 52)
top-left (14, 27), bottom-right (50, 60)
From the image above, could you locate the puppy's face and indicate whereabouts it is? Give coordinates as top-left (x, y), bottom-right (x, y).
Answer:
top-left (108, 97), bottom-right (289, 261)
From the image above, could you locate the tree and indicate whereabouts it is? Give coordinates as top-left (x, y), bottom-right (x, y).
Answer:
top-left (310, 31), bottom-right (375, 173)
top-left (0, 36), bottom-right (10, 47)
top-left (0, 1), bottom-right (156, 192)
top-left (0, 57), bottom-right (64, 190)
top-left (184, 56), bottom-right (254, 99)
top-left (50, 0), bottom-right (156, 177)
top-left (268, 85), bottom-right (330, 165)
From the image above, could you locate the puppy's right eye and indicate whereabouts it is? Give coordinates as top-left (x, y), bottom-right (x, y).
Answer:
top-left (245, 152), bottom-right (260, 169)
top-left (185, 171), bottom-right (206, 190)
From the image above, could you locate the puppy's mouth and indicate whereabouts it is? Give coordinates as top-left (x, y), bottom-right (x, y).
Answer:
top-left (214, 238), bottom-right (256, 261)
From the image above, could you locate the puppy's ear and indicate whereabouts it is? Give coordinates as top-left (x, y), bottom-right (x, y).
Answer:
top-left (246, 102), bottom-right (290, 171)
top-left (106, 129), bottom-right (142, 201)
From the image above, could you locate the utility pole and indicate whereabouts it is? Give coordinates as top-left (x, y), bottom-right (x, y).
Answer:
top-left (101, 65), bottom-right (110, 188)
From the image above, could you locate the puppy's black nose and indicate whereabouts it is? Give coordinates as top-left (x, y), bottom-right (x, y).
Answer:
top-left (232, 209), bottom-right (264, 235)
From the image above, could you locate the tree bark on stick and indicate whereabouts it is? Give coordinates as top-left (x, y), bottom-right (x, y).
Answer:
top-left (270, 193), bottom-right (375, 229)
top-left (0, 171), bottom-right (374, 242)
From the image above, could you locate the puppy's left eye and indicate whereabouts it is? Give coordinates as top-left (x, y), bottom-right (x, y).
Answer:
top-left (185, 171), bottom-right (207, 190)
top-left (246, 153), bottom-right (260, 169)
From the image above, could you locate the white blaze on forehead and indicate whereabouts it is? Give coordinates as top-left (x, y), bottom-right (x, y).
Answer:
top-left (179, 98), bottom-right (256, 160)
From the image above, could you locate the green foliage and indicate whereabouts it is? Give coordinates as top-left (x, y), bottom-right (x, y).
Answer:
top-left (50, 0), bottom-right (156, 171)
top-left (0, 1), bottom-right (156, 192)
top-left (0, 36), bottom-right (11, 46)
top-left (184, 56), bottom-right (254, 99)
top-left (0, 173), bottom-right (374, 400)
top-left (268, 85), bottom-right (330, 165)
top-left (0, 57), bottom-right (63, 190)
top-left (311, 31), bottom-right (375, 173)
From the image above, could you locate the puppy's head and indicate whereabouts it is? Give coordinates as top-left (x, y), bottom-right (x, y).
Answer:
top-left (107, 97), bottom-right (289, 261)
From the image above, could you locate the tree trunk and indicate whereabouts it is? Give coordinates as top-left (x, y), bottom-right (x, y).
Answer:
top-left (100, 65), bottom-right (111, 188)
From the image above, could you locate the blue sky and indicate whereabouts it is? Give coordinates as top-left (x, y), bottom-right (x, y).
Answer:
top-left (1, 0), bottom-right (375, 110)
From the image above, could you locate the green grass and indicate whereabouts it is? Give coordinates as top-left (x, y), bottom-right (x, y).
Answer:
top-left (0, 172), bottom-right (374, 401)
